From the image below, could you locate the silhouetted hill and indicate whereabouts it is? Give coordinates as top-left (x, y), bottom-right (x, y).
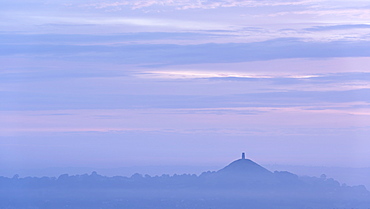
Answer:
top-left (218, 158), bottom-right (272, 175)
top-left (1, 154), bottom-right (369, 209)
top-left (201, 158), bottom-right (276, 187)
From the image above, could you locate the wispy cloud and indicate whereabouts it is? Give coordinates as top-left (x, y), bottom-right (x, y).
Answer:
top-left (83, 0), bottom-right (316, 10)
top-left (27, 15), bottom-right (226, 30)
top-left (142, 71), bottom-right (274, 79)
top-left (305, 24), bottom-right (370, 31)
top-left (2, 38), bottom-right (370, 65)
top-left (269, 8), bottom-right (370, 19)
top-left (1, 102), bottom-right (370, 136)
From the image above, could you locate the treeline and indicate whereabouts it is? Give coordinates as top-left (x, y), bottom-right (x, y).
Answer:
top-left (1, 170), bottom-right (369, 209)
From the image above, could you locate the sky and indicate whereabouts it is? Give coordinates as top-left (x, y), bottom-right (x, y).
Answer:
top-left (1, 0), bottom-right (370, 178)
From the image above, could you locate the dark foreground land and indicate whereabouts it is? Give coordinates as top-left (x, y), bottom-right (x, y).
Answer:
top-left (1, 158), bottom-right (369, 209)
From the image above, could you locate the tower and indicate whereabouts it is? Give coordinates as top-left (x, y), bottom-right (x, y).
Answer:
top-left (242, 152), bottom-right (245, 160)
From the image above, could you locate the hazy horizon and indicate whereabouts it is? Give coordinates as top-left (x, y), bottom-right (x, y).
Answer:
top-left (2, 157), bottom-right (370, 189)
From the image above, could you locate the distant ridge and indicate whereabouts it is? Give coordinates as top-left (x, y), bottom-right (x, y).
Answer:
top-left (1, 153), bottom-right (369, 209)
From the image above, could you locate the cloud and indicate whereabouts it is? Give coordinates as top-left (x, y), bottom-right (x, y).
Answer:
top-left (2, 38), bottom-right (370, 65)
top-left (141, 71), bottom-right (370, 91)
top-left (1, 103), bottom-right (370, 140)
top-left (0, 33), bottom-right (231, 45)
top-left (270, 8), bottom-right (370, 19)
top-left (2, 81), bottom-right (370, 110)
top-left (143, 71), bottom-right (274, 79)
top-left (305, 24), bottom-right (370, 31)
top-left (83, 0), bottom-right (315, 10)
top-left (34, 16), bottom-right (225, 30)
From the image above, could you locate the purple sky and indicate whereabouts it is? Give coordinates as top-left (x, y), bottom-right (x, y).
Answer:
top-left (1, 0), bottom-right (370, 175)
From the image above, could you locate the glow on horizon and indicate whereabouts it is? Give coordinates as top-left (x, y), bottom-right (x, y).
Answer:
top-left (143, 70), bottom-right (333, 79)
top-left (143, 71), bottom-right (275, 79)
